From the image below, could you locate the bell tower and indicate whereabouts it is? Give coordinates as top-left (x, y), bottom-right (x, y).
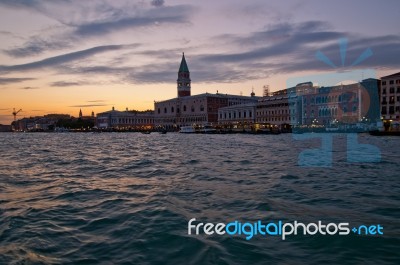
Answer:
top-left (177, 53), bottom-right (191, 97)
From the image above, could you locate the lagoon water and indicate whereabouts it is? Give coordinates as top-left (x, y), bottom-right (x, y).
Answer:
top-left (0, 132), bottom-right (399, 264)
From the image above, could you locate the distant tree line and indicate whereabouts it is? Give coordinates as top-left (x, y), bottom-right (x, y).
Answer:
top-left (56, 118), bottom-right (94, 129)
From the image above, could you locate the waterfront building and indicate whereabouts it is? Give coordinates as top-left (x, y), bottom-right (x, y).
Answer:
top-left (13, 117), bottom-right (36, 131)
top-left (255, 82), bottom-right (313, 129)
top-left (154, 53), bottom-right (258, 130)
top-left (218, 102), bottom-right (257, 131)
top-left (96, 107), bottom-right (154, 130)
top-left (253, 78), bottom-right (381, 131)
top-left (13, 114), bottom-right (72, 131)
top-left (299, 78), bottom-right (380, 127)
top-left (380, 72), bottom-right (400, 121)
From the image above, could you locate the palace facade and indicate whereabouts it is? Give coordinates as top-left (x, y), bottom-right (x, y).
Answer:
top-left (153, 53), bottom-right (258, 130)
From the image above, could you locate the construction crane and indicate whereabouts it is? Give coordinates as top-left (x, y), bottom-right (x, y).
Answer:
top-left (12, 108), bottom-right (22, 121)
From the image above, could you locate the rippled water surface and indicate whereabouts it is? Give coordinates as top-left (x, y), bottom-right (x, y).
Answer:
top-left (0, 132), bottom-right (399, 264)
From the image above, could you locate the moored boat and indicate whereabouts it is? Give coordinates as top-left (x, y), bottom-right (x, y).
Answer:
top-left (179, 126), bottom-right (196, 133)
top-left (200, 125), bottom-right (217, 134)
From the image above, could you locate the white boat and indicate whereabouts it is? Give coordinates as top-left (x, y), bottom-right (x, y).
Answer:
top-left (200, 125), bottom-right (217, 134)
top-left (179, 126), bottom-right (196, 133)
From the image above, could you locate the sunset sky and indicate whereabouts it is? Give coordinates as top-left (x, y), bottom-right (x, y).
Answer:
top-left (0, 0), bottom-right (399, 124)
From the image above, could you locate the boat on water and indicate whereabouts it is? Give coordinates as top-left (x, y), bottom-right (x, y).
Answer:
top-left (200, 125), bottom-right (217, 134)
top-left (179, 126), bottom-right (196, 133)
top-left (54, 127), bottom-right (69, 133)
top-left (179, 124), bottom-right (217, 134)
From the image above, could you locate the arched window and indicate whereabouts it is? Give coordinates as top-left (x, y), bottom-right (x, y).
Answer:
top-left (158, 108), bottom-right (160, 114)
top-left (171, 107), bottom-right (174, 113)
top-left (200, 105), bottom-right (204, 111)
top-left (191, 106), bottom-right (195, 112)
top-left (164, 107), bottom-right (167, 113)
top-left (183, 105), bottom-right (187, 112)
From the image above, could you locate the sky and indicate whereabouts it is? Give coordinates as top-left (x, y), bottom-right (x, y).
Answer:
top-left (0, 0), bottom-right (399, 124)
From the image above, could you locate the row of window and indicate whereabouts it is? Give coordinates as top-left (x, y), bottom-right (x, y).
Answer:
top-left (381, 96), bottom-right (400, 104)
top-left (219, 111), bottom-right (253, 120)
top-left (303, 106), bottom-right (357, 118)
top-left (158, 105), bottom-right (207, 114)
top-left (381, 106), bottom-right (400, 115)
top-left (257, 109), bottom-right (292, 116)
top-left (112, 118), bottom-right (153, 124)
top-left (304, 94), bottom-right (358, 105)
top-left (382, 87), bottom-right (400, 94)
top-left (256, 117), bottom-right (292, 122)
top-left (155, 116), bottom-right (207, 123)
top-left (382, 79), bottom-right (400, 85)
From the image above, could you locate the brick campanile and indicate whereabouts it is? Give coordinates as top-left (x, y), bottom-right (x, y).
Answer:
top-left (177, 53), bottom-right (191, 97)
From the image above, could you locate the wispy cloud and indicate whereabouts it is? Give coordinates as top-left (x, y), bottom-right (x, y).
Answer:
top-left (0, 44), bottom-right (138, 73)
top-left (1, 14), bottom-right (398, 87)
top-left (4, 37), bottom-right (72, 58)
top-left (69, 103), bottom-right (109, 107)
top-left (72, 5), bottom-right (192, 37)
top-left (0, 1), bottom-right (192, 58)
top-left (20, 86), bottom-right (39, 90)
top-left (50, 81), bottom-right (88, 87)
top-left (0, 30), bottom-right (24, 40)
top-left (0, 77), bottom-right (35, 84)
top-left (195, 21), bottom-right (400, 78)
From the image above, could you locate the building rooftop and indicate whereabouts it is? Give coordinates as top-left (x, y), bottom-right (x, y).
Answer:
top-left (97, 109), bottom-right (154, 116)
top-left (381, 72), bottom-right (400, 79)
